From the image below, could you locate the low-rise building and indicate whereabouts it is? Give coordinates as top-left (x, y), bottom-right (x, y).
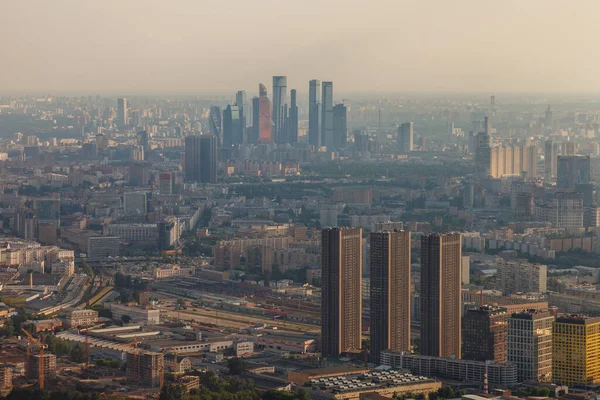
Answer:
top-left (380, 351), bottom-right (518, 386)
top-left (107, 304), bottom-right (160, 325)
top-left (65, 309), bottom-right (99, 328)
top-left (153, 265), bottom-right (195, 279)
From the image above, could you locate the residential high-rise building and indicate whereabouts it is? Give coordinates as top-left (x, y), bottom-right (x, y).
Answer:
top-left (117, 98), bottom-right (128, 127)
top-left (562, 141), bottom-right (576, 156)
top-left (184, 135), bottom-right (217, 183)
top-left (420, 233), bottom-right (462, 359)
top-left (555, 191), bottom-right (584, 229)
top-left (258, 83), bottom-right (273, 143)
top-left (200, 135), bottom-right (217, 183)
top-left (308, 80), bottom-right (322, 147)
top-left (397, 122), bottom-right (414, 154)
top-left (496, 259), bottom-right (547, 295)
top-left (545, 105), bottom-right (553, 127)
top-left (288, 89), bottom-right (298, 144)
top-left (332, 104), bottom-right (347, 149)
top-left (557, 155), bottom-right (591, 189)
top-left (250, 96), bottom-right (260, 144)
top-left (137, 130), bottom-right (149, 152)
top-left (272, 76), bottom-right (288, 144)
top-left (484, 116), bottom-right (492, 135)
top-left (321, 81), bottom-right (334, 149)
top-left (475, 132), bottom-right (491, 173)
top-left (544, 140), bottom-right (561, 178)
top-left (123, 192), bottom-right (147, 214)
top-left (462, 306), bottom-right (508, 363)
top-left (321, 227), bottom-right (362, 357)
top-left (507, 310), bottom-right (554, 382)
top-left (489, 145), bottom-right (537, 178)
top-left (553, 315), bottom-right (600, 386)
top-left (27, 353), bottom-right (56, 383)
top-left (126, 351), bottom-right (164, 388)
top-left (208, 106), bottom-right (222, 144)
top-left (158, 173), bottom-right (172, 195)
top-left (370, 231), bottom-right (411, 364)
top-left (35, 198), bottom-right (60, 226)
top-left (223, 104), bottom-right (243, 147)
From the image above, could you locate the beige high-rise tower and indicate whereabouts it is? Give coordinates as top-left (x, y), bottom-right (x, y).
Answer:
top-left (420, 233), bottom-right (462, 358)
top-left (370, 230), bottom-right (411, 364)
top-left (321, 227), bottom-right (363, 357)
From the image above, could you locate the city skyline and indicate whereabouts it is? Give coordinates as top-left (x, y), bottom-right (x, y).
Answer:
top-left (3, 1), bottom-right (600, 94)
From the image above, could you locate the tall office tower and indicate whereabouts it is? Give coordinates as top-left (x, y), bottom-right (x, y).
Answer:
top-left (308, 79), bottom-right (322, 147)
top-left (491, 95), bottom-right (496, 109)
top-left (507, 310), bottom-right (554, 382)
top-left (208, 106), bottom-right (222, 144)
top-left (484, 116), bottom-right (492, 134)
top-left (397, 122), bottom-right (414, 154)
top-left (235, 90), bottom-right (247, 120)
top-left (562, 141), bottom-right (576, 156)
top-left (370, 231), bottom-right (411, 364)
top-left (475, 132), bottom-right (491, 174)
top-left (420, 233), bottom-right (462, 359)
top-left (184, 135), bottom-right (217, 183)
top-left (199, 135), bottom-right (217, 183)
top-left (250, 96), bottom-right (260, 144)
top-left (117, 98), bottom-right (128, 127)
top-left (35, 199), bottom-right (60, 226)
top-left (158, 173), bottom-right (172, 195)
top-left (544, 140), bottom-right (560, 178)
top-left (123, 192), bottom-right (147, 214)
top-left (554, 191), bottom-right (584, 229)
top-left (545, 105), bottom-right (553, 127)
top-left (131, 110), bottom-right (141, 127)
top-left (258, 84), bottom-right (273, 143)
top-left (288, 89), bottom-right (299, 144)
top-left (332, 104), bottom-right (347, 149)
top-left (321, 81), bottom-right (334, 149)
top-left (272, 76), bottom-right (288, 144)
top-left (523, 145), bottom-right (537, 179)
top-left (222, 104), bottom-right (243, 147)
top-left (462, 306), bottom-right (508, 363)
top-left (553, 315), bottom-right (600, 386)
top-left (448, 122), bottom-right (455, 136)
top-left (321, 227), bottom-right (363, 358)
top-left (557, 155), bottom-right (591, 189)
top-left (137, 130), bottom-right (149, 151)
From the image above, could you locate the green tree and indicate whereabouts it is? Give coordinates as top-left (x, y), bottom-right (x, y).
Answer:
top-left (159, 383), bottom-right (188, 400)
top-left (227, 356), bottom-right (247, 375)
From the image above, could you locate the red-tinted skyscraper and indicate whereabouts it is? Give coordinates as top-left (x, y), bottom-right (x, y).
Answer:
top-left (258, 83), bottom-right (273, 143)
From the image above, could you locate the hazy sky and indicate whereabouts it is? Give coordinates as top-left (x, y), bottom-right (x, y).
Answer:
top-left (2, 0), bottom-right (599, 95)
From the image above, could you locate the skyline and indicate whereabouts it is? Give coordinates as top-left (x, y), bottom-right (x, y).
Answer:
top-left (2, 0), bottom-right (600, 95)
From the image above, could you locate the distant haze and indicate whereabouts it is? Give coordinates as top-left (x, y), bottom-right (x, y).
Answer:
top-left (2, 0), bottom-right (599, 95)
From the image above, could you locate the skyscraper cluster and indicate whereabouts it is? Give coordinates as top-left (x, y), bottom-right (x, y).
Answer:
top-left (307, 80), bottom-right (347, 149)
top-left (321, 229), bottom-right (463, 363)
top-left (207, 76), bottom-right (347, 152)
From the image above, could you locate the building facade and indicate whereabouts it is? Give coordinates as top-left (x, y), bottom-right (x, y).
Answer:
top-left (552, 315), bottom-right (600, 386)
top-left (370, 231), bottom-right (411, 364)
top-left (462, 306), bottom-right (508, 363)
top-left (420, 233), bottom-right (462, 358)
top-left (321, 227), bottom-right (362, 357)
top-left (507, 310), bottom-right (554, 382)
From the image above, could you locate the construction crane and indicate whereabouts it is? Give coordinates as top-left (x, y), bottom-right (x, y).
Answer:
top-left (21, 328), bottom-right (47, 390)
top-left (78, 328), bottom-right (90, 370)
top-left (170, 346), bottom-right (180, 377)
